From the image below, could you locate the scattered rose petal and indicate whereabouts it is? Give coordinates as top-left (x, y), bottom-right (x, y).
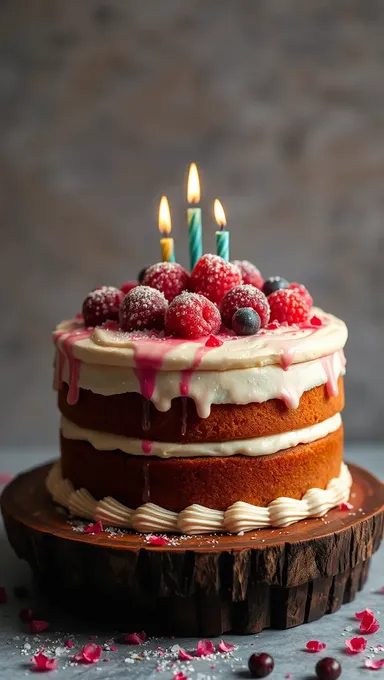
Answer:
top-left (73, 643), bottom-right (102, 664)
top-left (110, 646), bottom-right (117, 652)
top-left (123, 632), bottom-right (146, 645)
top-left (310, 315), bottom-right (322, 327)
top-left (205, 335), bottom-right (223, 347)
top-left (64, 640), bottom-right (75, 648)
top-left (20, 608), bottom-right (34, 622)
top-left (339, 501), bottom-right (354, 511)
top-left (364, 659), bottom-right (384, 670)
top-left (103, 658), bottom-right (110, 662)
top-left (306, 640), bottom-right (327, 653)
top-left (356, 609), bottom-right (375, 620)
top-left (31, 652), bottom-right (58, 672)
top-left (0, 587), bottom-right (7, 604)
top-left (345, 637), bottom-right (367, 654)
top-left (217, 640), bottom-right (236, 653)
top-left (28, 620), bottom-right (49, 634)
top-left (285, 675), bottom-right (292, 679)
top-left (173, 674), bottom-right (190, 680)
top-left (0, 472), bottom-right (13, 485)
top-left (83, 520), bottom-right (103, 535)
top-left (379, 587), bottom-right (384, 595)
top-left (360, 611), bottom-right (380, 634)
top-left (146, 535), bottom-right (170, 546)
top-left (196, 639), bottom-right (215, 656)
top-left (178, 648), bottom-right (194, 661)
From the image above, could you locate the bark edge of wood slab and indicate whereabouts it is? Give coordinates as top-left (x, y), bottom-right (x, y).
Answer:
top-left (1, 462), bottom-right (383, 636)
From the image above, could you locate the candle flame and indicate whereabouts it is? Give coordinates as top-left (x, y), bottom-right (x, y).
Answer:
top-left (158, 195), bottom-right (172, 235)
top-left (187, 163), bottom-right (201, 204)
top-left (214, 199), bottom-right (226, 228)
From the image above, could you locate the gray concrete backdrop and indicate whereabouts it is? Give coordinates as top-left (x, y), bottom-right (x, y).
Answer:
top-left (1, 0), bottom-right (384, 445)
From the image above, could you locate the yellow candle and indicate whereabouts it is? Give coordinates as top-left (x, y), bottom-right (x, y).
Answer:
top-left (158, 195), bottom-right (175, 262)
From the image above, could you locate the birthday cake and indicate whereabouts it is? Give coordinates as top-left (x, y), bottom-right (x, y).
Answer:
top-left (47, 254), bottom-right (350, 535)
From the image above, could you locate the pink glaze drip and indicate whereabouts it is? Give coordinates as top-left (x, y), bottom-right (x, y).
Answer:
top-left (133, 340), bottom-right (181, 400)
top-left (321, 354), bottom-right (339, 397)
top-left (141, 440), bottom-right (153, 455)
top-left (179, 345), bottom-right (212, 397)
top-left (142, 461), bottom-right (150, 502)
top-left (54, 327), bottom-right (93, 404)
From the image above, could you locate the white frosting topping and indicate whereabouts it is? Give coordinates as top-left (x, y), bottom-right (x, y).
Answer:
top-left (58, 349), bottom-right (346, 417)
top-left (46, 462), bottom-right (352, 535)
top-left (61, 413), bottom-right (342, 458)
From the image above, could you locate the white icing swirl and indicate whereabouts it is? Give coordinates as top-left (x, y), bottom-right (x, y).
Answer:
top-left (46, 462), bottom-right (352, 535)
top-left (60, 413), bottom-right (342, 458)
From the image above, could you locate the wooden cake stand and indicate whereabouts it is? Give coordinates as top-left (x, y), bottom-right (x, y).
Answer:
top-left (1, 462), bottom-right (383, 636)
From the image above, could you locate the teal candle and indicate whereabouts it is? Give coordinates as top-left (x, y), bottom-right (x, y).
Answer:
top-left (216, 228), bottom-right (229, 261)
top-left (187, 207), bottom-right (202, 270)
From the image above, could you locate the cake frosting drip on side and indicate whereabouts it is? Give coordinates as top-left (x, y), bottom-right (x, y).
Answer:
top-left (46, 462), bottom-right (352, 534)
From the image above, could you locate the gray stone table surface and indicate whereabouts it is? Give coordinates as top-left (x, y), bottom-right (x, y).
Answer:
top-left (0, 445), bottom-right (383, 679)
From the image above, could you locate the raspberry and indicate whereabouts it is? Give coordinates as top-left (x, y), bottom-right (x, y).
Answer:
top-left (288, 282), bottom-right (313, 309)
top-left (165, 292), bottom-right (221, 339)
top-left (221, 285), bottom-right (270, 329)
top-left (120, 286), bottom-right (168, 331)
top-left (231, 260), bottom-right (264, 289)
top-left (190, 254), bottom-right (242, 305)
top-left (143, 262), bottom-right (189, 302)
top-left (82, 286), bottom-right (124, 327)
top-left (268, 289), bottom-right (310, 325)
top-left (120, 281), bottom-right (137, 295)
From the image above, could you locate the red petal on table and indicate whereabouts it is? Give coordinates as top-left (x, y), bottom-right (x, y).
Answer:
top-left (31, 652), bottom-right (58, 672)
top-left (285, 675), bottom-right (292, 679)
top-left (73, 643), bottom-right (102, 663)
top-left (306, 640), bottom-right (327, 653)
top-left (339, 501), bottom-right (354, 511)
top-left (0, 587), bottom-right (7, 604)
top-left (147, 535), bottom-right (170, 546)
top-left (64, 639), bottom-right (75, 648)
top-left (83, 520), bottom-right (103, 534)
top-left (360, 612), bottom-right (380, 634)
top-left (173, 673), bottom-right (190, 680)
top-left (379, 587), bottom-right (384, 594)
top-left (196, 639), bottom-right (215, 656)
top-left (0, 473), bottom-right (13, 485)
top-left (28, 620), bottom-right (49, 634)
top-left (356, 608), bottom-right (375, 619)
top-left (217, 640), bottom-right (236, 653)
top-left (345, 637), bottom-right (367, 654)
top-left (364, 659), bottom-right (384, 670)
top-left (178, 648), bottom-right (194, 661)
top-left (123, 631), bottom-right (146, 644)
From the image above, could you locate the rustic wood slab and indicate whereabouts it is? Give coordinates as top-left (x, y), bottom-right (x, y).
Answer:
top-left (1, 462), bottom-right (383, 636)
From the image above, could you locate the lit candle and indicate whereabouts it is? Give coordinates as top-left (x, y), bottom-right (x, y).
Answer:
top-left (187, 163), bottom-right (203, 270)
top-left (214, 199), bottom-right (229, 261)
top-left (158, 195), bottom-right (175, 262)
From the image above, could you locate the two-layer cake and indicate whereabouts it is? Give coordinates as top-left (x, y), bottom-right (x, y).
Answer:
top-left (47, 256), bottom-right (349, 534)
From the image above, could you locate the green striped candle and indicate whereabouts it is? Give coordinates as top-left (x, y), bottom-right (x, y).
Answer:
top-left (214, 199), bottom-right (229, 261)
top-left (187, 163), bottom-right (203, 270)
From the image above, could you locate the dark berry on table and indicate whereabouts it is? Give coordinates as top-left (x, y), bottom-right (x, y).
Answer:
top-left (165, 292), bottom-right (221, 339)
top-left (262, 276), bottom-right (289, 297)
top-left (143, 262), bottom-right (190, 302)
top-left (221, 284), bottom-right (270, 329)
top-left (268, 289), bottom-right (310, 325)
top-left (82, 286), bottom-right (124, 327)
top-left (138, 266), bottom-right (149, 283)
top-left (232, 307), bottom-right (261, 336)
top-left (315, 657), bottom-right (342, 680)
top-left (190, 254), bottom-right (242, 305)
top-left (248, 652), bottom-right (274, 678)
top-left (119, 286), bottom-right (168, 332)
top-left (231, 260), bottom-right (264, 289)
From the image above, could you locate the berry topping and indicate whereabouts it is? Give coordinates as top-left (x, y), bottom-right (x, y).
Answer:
top-left (165, 292), bottom-right (221, 339)
top-left (232, 307), bottom-right (261, 336)
top-left (268, 289), bottom-right (310, 325)
top-left (288, 282), bottom-right (313, 308)
top-left (143, 262), bottom-right (190, 302)
top-left (262, 276), bottom-right (289, 296)
top-left (231, 260), bottom-right (264, 289)
top-left (205, 334), bottom-right (223, 347)
top-left (120, 281), bottom-right (137, 295)
top-left (82, 286), bottom-right (124, 327)
top-left (138, 266), bottom-right (149, 284)
top-left (120, 286), bottom-right (168, 332)
top-left (315, 657), bottom-right (342, 680)
top-left (248, 653), bottom-right (274, 678)
top-left (221, 284), bottom-right (270, 329)
top-left (190, 254), bottom-right (242, 305)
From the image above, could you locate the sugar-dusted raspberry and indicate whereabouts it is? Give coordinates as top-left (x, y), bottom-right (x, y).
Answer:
top-left (120, 286), bottom-right (168, 332)
top-left (268, 289), bottom-right (310, 325)
top-left (143, 262), bottom-right (189, 302)
top-left (190, 254), bottom-right (242, 305)
top-left (120, 281), bottom-right (137, 295)
top-left (288, 282), bottom-right (313, 309)
top-left (221, 284), bottom-right (270, 329)
top-left (82, 286), bottom-right (124, 327)
top-left (165, 292), bottom-right (221, 339)
top-left (231, 260), bottom-right (264, 289)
